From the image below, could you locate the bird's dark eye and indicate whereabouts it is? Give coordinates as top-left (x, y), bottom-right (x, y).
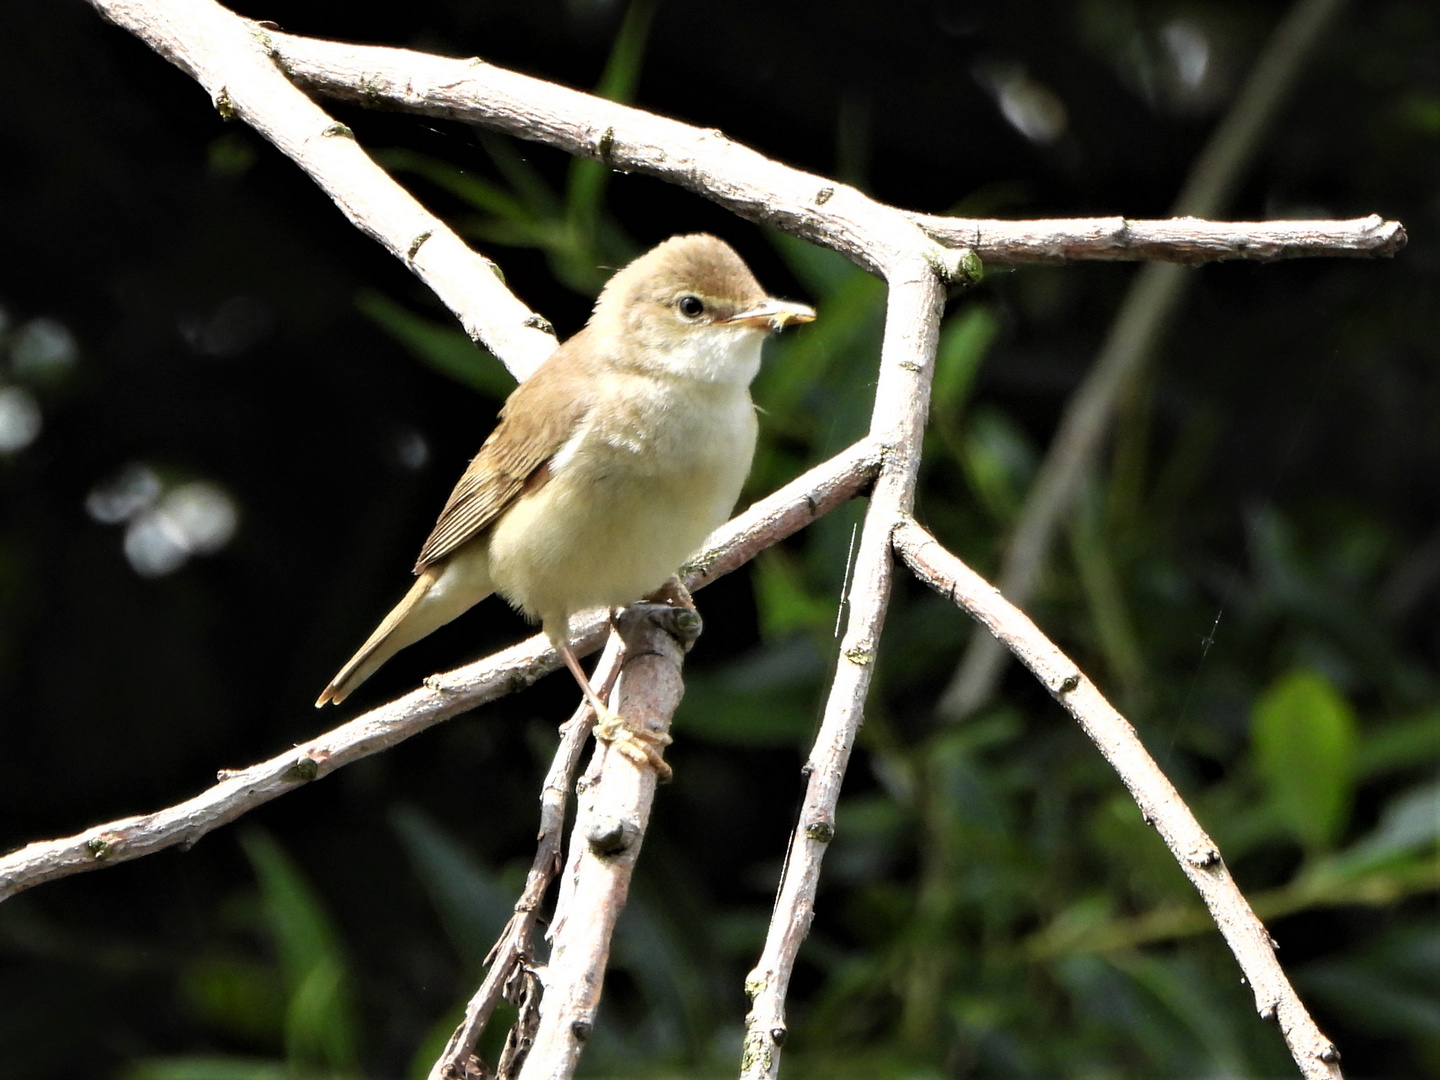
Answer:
top-left (677, 295), bottom-right (705, 319)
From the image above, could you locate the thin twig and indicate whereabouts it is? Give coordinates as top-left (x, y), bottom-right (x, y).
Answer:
top-left (937, 0), bottom-right (1353, 719)
top-left (428, 637), bottom-right (623, 1080)
top-left (85, 0), bottom-right (557, 379)
top-left (0, 442), bottom-right (880, 904)
top-left (516, 603), bottom-right (702, 1080)
top-left (741, 266), bottom-right (946, 1079)
top-left (262, 29), bottom-right (1400, 275)
top-left (894, 518), bottom-right (1344, 1080)
top-left (908, 214), bottom-right (1404, 264)
top-left (0, 628), bottom-right (586, 904)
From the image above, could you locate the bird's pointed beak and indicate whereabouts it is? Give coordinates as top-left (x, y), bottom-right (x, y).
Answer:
top-left (722, 298), bottom-right (817, 332)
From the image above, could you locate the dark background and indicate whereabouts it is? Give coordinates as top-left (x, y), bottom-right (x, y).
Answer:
top-left (2, 1), bottom-right (1438, 1077)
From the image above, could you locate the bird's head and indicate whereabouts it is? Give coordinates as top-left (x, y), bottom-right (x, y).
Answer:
top-left (590, 234), bottom-right (815, 385)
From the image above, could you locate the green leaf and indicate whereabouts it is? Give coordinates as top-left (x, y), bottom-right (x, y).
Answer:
top-left (177, 954), bottom-right (286, 1043)
top-left (592, 0), bottom-right (657, 105)
top-left (1068, 486), bottom-right (1146, 695)
top-left (769, 228), bottom-right (864, 296)
top-left (285, 956), bottom-right (356, 1074)
top-left (750, 248), bottom-right (884, 444)
top-left (475, 130), bottom-right (561, 219)
top-left (1251, 669), bottom-right (1359, 851)
top-left (374, 147), bottom-right (534, 221)
top-left (1301, 924), bottom-right (1440, 1038)
top-left (565, 0), bottom-right (656, 259)
top-left (389, 804), bottom-right (513, 970)
top-left (753, 546), bottom-right (836, 639)
top-left (1356, 708), bottom-right (1440, 778)
top-left (117, 1058), bottom-right (289, 1080)
top-left (1325, 780), bottom-right (1440, 878)
top-left (932, 302), bottom-right (998, 415)
top-left (676, 637), bottom-right (825, 746)
top-left (239, 830), bottom-right (360, 1074)
top-left (356, 288), bottom-right (515, 400)
top-left (958, 406), bottom-right (1037, 525)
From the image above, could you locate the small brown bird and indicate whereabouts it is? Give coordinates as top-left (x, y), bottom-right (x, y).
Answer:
top-left (316, 234), bottom-right (814, 768)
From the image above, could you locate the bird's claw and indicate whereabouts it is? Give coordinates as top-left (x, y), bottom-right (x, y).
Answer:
top-left (593, 705), bottom-right (673, 781)
top-left (641, 575), bottom-right (697, 612)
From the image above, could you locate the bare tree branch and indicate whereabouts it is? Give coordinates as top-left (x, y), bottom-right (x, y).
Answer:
top-left (261, 28), bottom-right (1399, 273)
top-left (909, 213), bottom-right (1404, 264)
top-left (893, 518), bottom-right (1343, 1080)
top-left (264, 27), bottom-right (947, 279)
top-left (938, 0), bottom-right (1353, 719)
top-left (741, 266), bottom-right (946, 1079)
top-left (0, 442), bottom-right (880, 904)
top-left (514, 603), bottom-right (700, 1080)
top-left (0, 629), bottom-right (578, 904)
top-left (428, 638), bottom-right (622, 1080)
top-left (85, 0), bottom-right (558, 378)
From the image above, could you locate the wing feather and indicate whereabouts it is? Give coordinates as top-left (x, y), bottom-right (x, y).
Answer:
top-left (412, 336), bottom-right (594, 571)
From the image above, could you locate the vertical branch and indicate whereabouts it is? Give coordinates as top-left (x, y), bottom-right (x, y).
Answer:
top-left (516, 603), bottom-right (702, 1080)
top-left (428, 636), bottom-right (624, 1080)
top-left (937, 0), bottom-right (1351, 719)
top-left (740, 261), bottom-right (948, 1078)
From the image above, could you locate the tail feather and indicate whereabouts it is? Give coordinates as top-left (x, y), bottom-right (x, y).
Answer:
top-left (316, 550), bottom-right (493, 706)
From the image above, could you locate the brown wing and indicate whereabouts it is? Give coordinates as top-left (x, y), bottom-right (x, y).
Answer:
top-left (411, 337), bottom-right (595, 572)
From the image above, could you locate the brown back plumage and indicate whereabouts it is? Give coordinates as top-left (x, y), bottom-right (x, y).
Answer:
top-left (411, 340), bottom-right (594, 571)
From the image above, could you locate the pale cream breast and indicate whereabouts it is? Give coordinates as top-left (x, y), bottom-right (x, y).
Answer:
top-left (486, 369), bottom-right (758, 632)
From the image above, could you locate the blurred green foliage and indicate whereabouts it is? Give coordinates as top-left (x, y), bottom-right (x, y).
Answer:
top-left (3, 0), bottom-right (1440, 1078)
top-left (120, 831), bottom-right (361, 1080)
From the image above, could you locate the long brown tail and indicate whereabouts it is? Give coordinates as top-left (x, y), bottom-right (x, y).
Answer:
top-left (316, 554), bottom-right (492, 706)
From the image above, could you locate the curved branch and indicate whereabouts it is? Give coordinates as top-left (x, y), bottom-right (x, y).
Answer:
top-left (894, 518), bottom-right (1343, 1080)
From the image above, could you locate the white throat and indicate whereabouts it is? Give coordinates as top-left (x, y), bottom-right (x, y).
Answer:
top-left (650, 325), bottom-right (766, 387)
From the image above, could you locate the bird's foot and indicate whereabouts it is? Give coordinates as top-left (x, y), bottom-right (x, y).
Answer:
top-left (642, 575), bottom-right (696, 612)
top-left (593, 705), bottom-right (673, 782)
top-left (423, 674), bottom-right (452, 693)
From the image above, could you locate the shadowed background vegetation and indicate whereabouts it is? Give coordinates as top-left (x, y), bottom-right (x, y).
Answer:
top-left (1, 0), bottom-right (1438, 1077)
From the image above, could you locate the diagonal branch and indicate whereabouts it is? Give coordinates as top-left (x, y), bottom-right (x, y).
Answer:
top-left (0, 439), bottom-right (881, 904)
top-left (893, 518), bottom-right (1343, 1080)
top-left (85, 0), bottom-right (558, 379)
top-left (741, 265), bottom-right (946, 1079)
top-left (938, 0), bottom-right (1353, 719)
